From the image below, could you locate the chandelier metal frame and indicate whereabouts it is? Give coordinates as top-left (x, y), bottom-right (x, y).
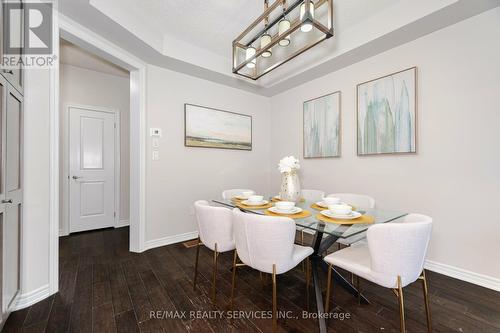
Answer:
top-left (232, 0), bottom-right (334, 80)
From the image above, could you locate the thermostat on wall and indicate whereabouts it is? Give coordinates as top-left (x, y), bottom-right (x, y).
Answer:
top-left (150, 128), bottom-right (162, 137)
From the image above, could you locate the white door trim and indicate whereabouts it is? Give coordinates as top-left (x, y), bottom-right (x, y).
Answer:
top-left (49, 2), bottom-right (60, 298)
top-left (61, 104), bottom-right (121, 236)
top-left (48, 13), bottom-right (147, 297)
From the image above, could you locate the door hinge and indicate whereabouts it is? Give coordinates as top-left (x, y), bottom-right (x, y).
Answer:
top-left (114, 211), bottom-right (116, 218)
top-left (114, 123), bottom-right (117, 129)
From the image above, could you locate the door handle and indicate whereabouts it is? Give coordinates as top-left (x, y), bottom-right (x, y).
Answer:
top-left (1, 199), bottom-right (13, 204)
top-left (2, 69), bottom-right (14, 75)
top-left (72, 175), bottom-right (82, 180)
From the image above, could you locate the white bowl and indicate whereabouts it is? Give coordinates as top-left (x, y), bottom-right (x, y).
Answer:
top-left (328, 204), bottom-right (352, 215)
top-left (242, 191), bottom-right (255, 198)
top-left (323, 197), bottom-right (341, 205)
top-left (248, 195), bottom-right (264, 203)
top-left (275, 201), bottom-right (295, 211)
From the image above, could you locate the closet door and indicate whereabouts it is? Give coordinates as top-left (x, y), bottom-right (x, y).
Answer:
top-left (0, 72), bottom-right (7, 326)
top-left (2, 82), bottom-right (22, 314)
top-left (0, 0), bottom-right (3, 61)
top-left (1, 0), bottom-right (23, 93)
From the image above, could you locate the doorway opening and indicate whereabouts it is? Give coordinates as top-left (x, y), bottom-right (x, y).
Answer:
top-left (59, 38), bottom-right (131, 236)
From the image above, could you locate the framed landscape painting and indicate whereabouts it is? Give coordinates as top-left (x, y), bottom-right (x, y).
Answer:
top-left (184, 104), bottom-right (252, 151)
top-left (303, 91), bottom-right (341, 158)
top-left (357, 67), bottom-right (417, 155)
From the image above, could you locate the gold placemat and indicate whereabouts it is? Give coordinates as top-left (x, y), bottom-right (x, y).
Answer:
top-left (271, 197), bottom-right (305, 203)
top-left (316, 214), bottom-right (374, 225)
top-left (237, 202), bottom-right (273, 210)
top-left (265, 209), bottom-right (311, 219)
top-left (310, 203), bottom-right (356, 211)
top-left (231, 197), bottom-right (244, 202)
top-left (310, 203), bottom-right (327, 211)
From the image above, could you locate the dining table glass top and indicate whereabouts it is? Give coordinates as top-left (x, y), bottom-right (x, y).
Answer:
top-left (212, 196), bottom-right (408, 239)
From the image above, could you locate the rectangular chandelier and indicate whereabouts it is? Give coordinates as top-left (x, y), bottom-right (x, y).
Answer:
top-left (232, 0), bottom-right (334, 80)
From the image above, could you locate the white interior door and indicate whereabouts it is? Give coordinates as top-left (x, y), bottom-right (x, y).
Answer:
top-left (69, 106), bottom-right (115, 233)
top-left (2, 82), bottom-right (23, 312)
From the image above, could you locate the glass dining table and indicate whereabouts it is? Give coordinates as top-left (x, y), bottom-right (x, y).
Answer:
top-left (213, 197), bottom-right (407, 333)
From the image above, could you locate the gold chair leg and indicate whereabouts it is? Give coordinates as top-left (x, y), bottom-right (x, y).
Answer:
top-left (272, 264), bottom-right (277, 333)
top-left (397, 275), bottom-right (406, 333)
top-left (230, 250), bottom-right (238, 309)
top-left (212, 243), bottom-right (218, 304)
top-left (301, 230), bottom-right (305, 271)
top-left (193, 237), bottom-right (200, 291)
top-left (305, 258), bottom-right (311, 310)
top-left (421, 270), bottom-right (432, 333)
top-left (325, 263), bottom-right (333, 313)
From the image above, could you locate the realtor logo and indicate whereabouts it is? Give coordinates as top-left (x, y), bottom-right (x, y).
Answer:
top-left (3, 1), bottom-right (53, 55)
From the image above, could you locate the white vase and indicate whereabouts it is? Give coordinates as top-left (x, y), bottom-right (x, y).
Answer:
top-left (280, 170), bottom-right (301, 202)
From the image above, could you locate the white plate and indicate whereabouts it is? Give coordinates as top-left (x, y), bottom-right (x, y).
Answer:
top-left (235, 195), bottom-right (250, 200)
top-left (316, 201), bottom-right (348, 208)
top-left (320, 210), bottom-right (362, 220)
top-left (269, 206), bottom-right (303, 215)
top-left (241, 200), bottom-right (269, 206)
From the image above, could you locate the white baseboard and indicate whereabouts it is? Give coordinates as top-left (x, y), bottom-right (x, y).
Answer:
top-left (425, 260), bottom-right (500, 292)
top-left (115, 219), bottom-right (130, 228)
top-left (59, 219), bottom-right (130, 236)
top-left (11, 284), bottom-right (51, 311)
top-left (145, 231), bottom-right (198, 251)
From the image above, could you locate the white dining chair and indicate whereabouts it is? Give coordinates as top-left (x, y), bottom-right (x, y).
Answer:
top-left (193, 200), bottom-right (235, 304)
top-left (298, 189), bottom-right (325, 246)
top-left (230, 208), bottom-right (314, 332)
top-left (324, 213), bottom-right (433, 333)
top-left (327, 193), bottom-right (376, 248)
top-left (222, 189), bottom-right (255, 200)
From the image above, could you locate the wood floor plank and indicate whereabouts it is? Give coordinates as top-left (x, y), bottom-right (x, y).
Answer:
top-left (138, 318), bottom-right (165, 333)
top-left (122, 259), bottom-right (155, 323)
top-left (19, 321), bottom-right (47, 333)
top-left (115, 310), bottom-right (140, 333)
top-left (92, 281), bottom-right (112, 308)
top-left (1, 307), bottom-right (29, 332)
top-left (68, 261), bottom-right (93, 333)
top-left (92, 303), bottom-right (117, 333)
top-left (22, 295), bottom-right (54, 327)
top-left (44, 294), bottom-right (72, 333)
top-left (108, 262), bottom-right (133, 315)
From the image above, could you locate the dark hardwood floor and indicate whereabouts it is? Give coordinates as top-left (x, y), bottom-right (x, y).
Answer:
top-left (2, 227), bottom-right (500, 332)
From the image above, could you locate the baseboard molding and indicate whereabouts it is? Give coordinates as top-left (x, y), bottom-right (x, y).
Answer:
top-left (11, 284), bottom-right (51, 311)
top-left (145, 231), bottom-right (198, 251)
top-left (425, 260), bottom-right (500, 292)
top-left (115, 219), bottom-right (130, 228)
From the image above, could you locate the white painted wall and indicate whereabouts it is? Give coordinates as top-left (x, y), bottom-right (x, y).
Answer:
top-left (145, 65), bottom-right (271, 243)
top-left (59, 64), bottom-right (130, 229)
top-left (270, 8), bottom-right (500, 279)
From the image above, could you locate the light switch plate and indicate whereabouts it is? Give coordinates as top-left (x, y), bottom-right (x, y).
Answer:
top-left (152, 150), bottom-right (160, 160)
top-left (150, 128), bottom-right (162, 137)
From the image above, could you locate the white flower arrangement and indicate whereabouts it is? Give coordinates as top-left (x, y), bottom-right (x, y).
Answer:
top-left (278, 156), bottom-right (300, 173)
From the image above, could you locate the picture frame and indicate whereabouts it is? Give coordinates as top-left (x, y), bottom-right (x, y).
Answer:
top-left (356, 67), bottom-right (417, 156)
top-left (303, 91), bottom-right (342, 158)
top-left (184, 103), bottom-right (252, 151)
